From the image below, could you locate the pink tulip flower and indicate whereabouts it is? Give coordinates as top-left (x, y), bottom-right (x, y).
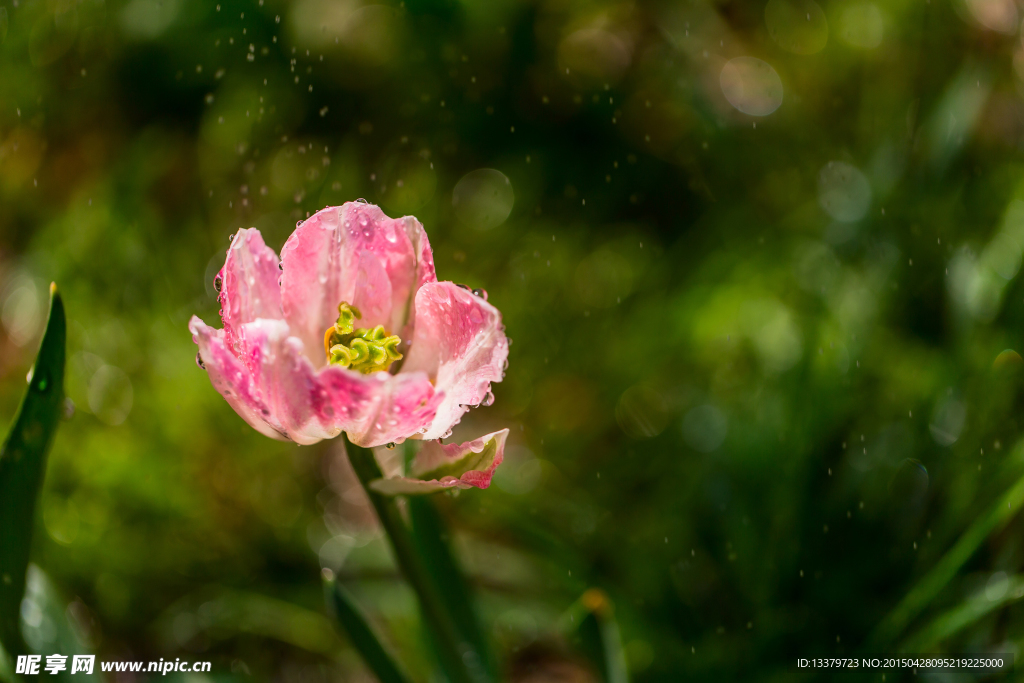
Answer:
top-left (190, 202), bottom-right (509, 488)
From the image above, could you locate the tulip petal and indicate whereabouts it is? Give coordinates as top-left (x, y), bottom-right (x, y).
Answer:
top-left (320, 364), bottom-right (442, 448)
top-left (368, 429), bottom-right (508, 496)
top-left (403, 282), bottom-right (509, 440)
top-left (189, 316), bottom-right (287, 441)
top-left (279, 203), bottom-right (437, 366)
top-left (219, 229), bottom-right (283, 353)
top-left (211, 318), bottom-right (441, 447)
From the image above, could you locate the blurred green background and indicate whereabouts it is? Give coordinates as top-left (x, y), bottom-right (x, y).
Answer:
top-left (5, 0), bottom-right (1024, 679)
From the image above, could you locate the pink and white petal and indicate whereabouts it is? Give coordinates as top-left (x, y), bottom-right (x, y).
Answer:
top-left (397, 212), bottom-right (437, 341)
top-left (402, 282), bottom-right (509, 440)
top-left (368, 429), bottom-right (508, 496)
top-left (236, 319), bottom-right (441, 446)
top-left (279, 203), bottom-right (437, 366)
top-left (219, 229), bottom-right (283, 352)
top-left (326, 367), bottom-right (442, 448)
top-left (189, 316), bottom-right (287, 441)
top-left (368, 477), bottom-right (466, 496)
top-left (238, 319), bottom-right (332, 444)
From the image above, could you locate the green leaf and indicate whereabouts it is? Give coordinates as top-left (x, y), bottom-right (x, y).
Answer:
top-left (867, 443), bottom-right (1024, 649)
top-left (563, 590), bottom-right (629, 683)
top-left (901, 573), bottom-right (1024, 651)
top-left (324, 574), bottom-right (413, 683)
top-left (0, 286), bottom-right (66, 660)
top-left (19, 565), bottom-right (88, 682)
top-left (407, 496), bottom-right (496, 680)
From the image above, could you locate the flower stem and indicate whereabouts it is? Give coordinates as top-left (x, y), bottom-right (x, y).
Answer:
top-left (344, 435), bottom-right (485, 683)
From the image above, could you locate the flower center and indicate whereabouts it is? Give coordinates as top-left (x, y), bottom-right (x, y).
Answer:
top-left (323, 302), bottom-right (403, 374)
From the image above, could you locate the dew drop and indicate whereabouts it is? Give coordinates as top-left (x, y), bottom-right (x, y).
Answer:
top-left (472, 288), bottom-right (488, 300)
top-left (385, 442), bottom-right (397, 450)
top-left (214, 274), bottom-right (223, 293)
top-left (456, 283), bottom-right (471, 292)
top-left (196, 353), bottom-right (206, 370)
top-left (481, 391), bottom-right (495, 406)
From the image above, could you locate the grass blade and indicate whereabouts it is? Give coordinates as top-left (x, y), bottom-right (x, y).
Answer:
top-left (901, 574), bottom-right (1024, 652)
top-left (562, 590), bottom-right (629, 683)
top-left (0, 286), bottom-right (66, 659)
top-left (867, 445), bottom-right (1024, 648)
top-left (323, 573), bottom-right (413, 683)
top-left (407, 496), bottom-right (496, 679)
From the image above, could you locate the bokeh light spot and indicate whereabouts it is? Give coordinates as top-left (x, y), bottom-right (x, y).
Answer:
top-left (452, 169), bottom-right (514, 230)
top-left (720, 57), bottom-right (784, 116)
top-left (840, 4), bottom-right (884, 48)
top-left (817, 161), bottom-right (871, 222)
top-left (682, 404), bottom-right (728, 453)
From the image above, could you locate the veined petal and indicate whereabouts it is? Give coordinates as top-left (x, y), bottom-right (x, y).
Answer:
top-left (279, 203), bottom-right (437, 365)
top-left (320, 364), bottom-right (442, 448)
top-left (219, 229), bottom-right (283, 353)
top-left (229, 319), bottom-right (441, 446)
top-left (368, 429), bottom-right (508, 496)
top-left (402, 282), bottom-right (509, 440)
top-left (189, 316), bottom-right (287, 441)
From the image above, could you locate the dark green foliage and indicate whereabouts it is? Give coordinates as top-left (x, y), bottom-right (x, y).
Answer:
top-left (325, 576), bottom-right (412, 683)
top-left (4, 0), bottom-right (1024, 680)
top-left (0, 290), bottom-right (64, 659)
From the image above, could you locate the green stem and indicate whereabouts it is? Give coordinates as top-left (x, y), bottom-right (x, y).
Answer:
top-left (344, 435), bottom-right (484, 683)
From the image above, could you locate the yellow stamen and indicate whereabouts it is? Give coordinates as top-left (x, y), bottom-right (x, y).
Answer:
top-left (324, 302), bottom-right (403, 374)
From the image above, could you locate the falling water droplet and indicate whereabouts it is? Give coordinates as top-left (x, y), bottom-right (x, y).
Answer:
top-left (472, 288), bottom-right (489, 300)
top-left (196, 353), bottom-right (206, 370)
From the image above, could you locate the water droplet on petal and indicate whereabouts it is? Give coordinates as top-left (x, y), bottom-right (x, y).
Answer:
top-left (481, 391), bottom-right (495, 406)
top-left (385, 442), bottom-right (397, 450)
top-left (214, 274), bottom-right (223, 293)
top-left (196, 353), bottom-right (206, 369)
top-left (472, 288), bottom-right (488, 300)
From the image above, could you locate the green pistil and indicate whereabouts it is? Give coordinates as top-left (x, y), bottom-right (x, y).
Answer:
top-left (324, 302), bottom-right (403, 374)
